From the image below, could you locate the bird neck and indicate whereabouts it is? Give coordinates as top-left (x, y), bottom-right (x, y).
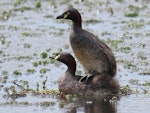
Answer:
top-left (66, 59), bottom-right (76, 76)
top-left (72, 12), bottom-right (82, 29)
top-left (73, 22), bottom-right (82, 29)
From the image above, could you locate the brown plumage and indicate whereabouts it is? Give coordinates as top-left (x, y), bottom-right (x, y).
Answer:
top-left (56, 8), bottom-right (116, 80)
top-left (50, 52), bottom-right (119, 95)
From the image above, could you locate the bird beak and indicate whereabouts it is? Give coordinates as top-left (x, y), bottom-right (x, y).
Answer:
top-left (56, 14), bottom-right (64, 19)
top-left (49, 53), bottom-right (60, 60)
top-left (56, 12), bottom-right (70, 19)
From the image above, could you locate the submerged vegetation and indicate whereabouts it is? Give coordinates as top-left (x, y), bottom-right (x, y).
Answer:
top-left (35, 1), bottom-right (41, 8)
top-left (0, 1), bottom-right (150, 112)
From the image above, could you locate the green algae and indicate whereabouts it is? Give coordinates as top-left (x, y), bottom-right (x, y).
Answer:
top-left (24, 43), bottom-right (31, 48)
top-left (32, 59), bottom-right (52, 67)
top-left (36, 1), bottom-right (41, 8)
top-left (0, 1), bottom-right (150, 112)
top-left (106, 38), bottom-right (124, 49)
top-left (40, 101), bottom-right (56, 107)
top-left (140, 72), bottom-right (150, 75)
top-left (142, 81), bottom-right (150, 86)
top-left (0, 50), bottom-right (3, 55)
top-left (14, 0), bottom-right (22, 6)
top-left (32, 61), bottom-right (39, 67)
top-left (14, 6), bottom-right (32, 12)
top-left (13, 70), bottom-right (22, 76)
top-left (101, 31), bottom-right (112, 36)
top-left (40, 52), bottom-right (48, 59)
top-left (121, 20), bottom-right (145, 30)
top-left (0, 35), bottom-right (6, 45)
top-left (0, 75), bottom-right (8, 83)
top-left (40, 68), bottom-right (50, 74)
top-left (59, 101), bottom-right (65, 108)
top-left (2, 70), bottom-right (9, 76)
top-left (0, 11), bottom-right (12, 21)
top-left (76, 70), bottom-right (82, 75)
top-left (120, 85), bottom-right (132, 95)
top-left (117, 0), bottom-right (124, 2)
top-left (16, 56), bottom-right (32, 61)
top-left (26, 68), bottom-right (36, 74)
top-left (22, 32), bottom-right (30, 36)
top-left (44, 15), bottom-right (53, 18)
top-left (120, 47), bottom-right (131, 53)
top-left (85, 19), bottom-right (102, 24)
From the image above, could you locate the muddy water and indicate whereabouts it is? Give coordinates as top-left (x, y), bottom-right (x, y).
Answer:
top-left (0, 0), bottom-right (150, 113)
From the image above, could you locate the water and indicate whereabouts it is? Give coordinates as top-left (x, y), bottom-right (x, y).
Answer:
top-left (0, 0), bottom-right (150, 113)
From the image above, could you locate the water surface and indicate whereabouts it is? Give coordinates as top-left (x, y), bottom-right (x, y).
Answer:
top-left (0, 0), bottom-right (150, 113)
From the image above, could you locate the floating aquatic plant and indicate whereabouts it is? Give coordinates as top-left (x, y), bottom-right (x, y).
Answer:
top-left (14, 6), bottom-right (32, 12)
top-left (0, 35), bottom-right (6, 44)
top-left (13, 70), bottom-right (22, 76)
top-left (24, 43), bottom-right (31, 48)
top-left (36, 1), bottom-right (41, 8)
top-left (40, 68), bottom-right (50, 74)
top-left (0, 75), bottom-right (8, 83)
top-left (22, 32), bottom-right (29, 36)
top-left (0, 11), bottom-right (12, 20)
top-left (26, 68), bottom-right (36, 74)
top-left (40, 101), bottom-right (56, 107)
top-left (120, 85), bottom-right (132, 95)
top-left (44, 15), bottom-right (53, 18)
top-left (40, 52), bottom-right (48, 59)
top-left (125, 13), bottom-right (138, 17)
top-left (14, 0), bottom-right (22, 6)
top-left (85, 19), bottom-right (102, 24)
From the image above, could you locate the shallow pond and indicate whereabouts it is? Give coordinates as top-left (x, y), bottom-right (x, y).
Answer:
top-left (0, 0), bottom-right (150, 113)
